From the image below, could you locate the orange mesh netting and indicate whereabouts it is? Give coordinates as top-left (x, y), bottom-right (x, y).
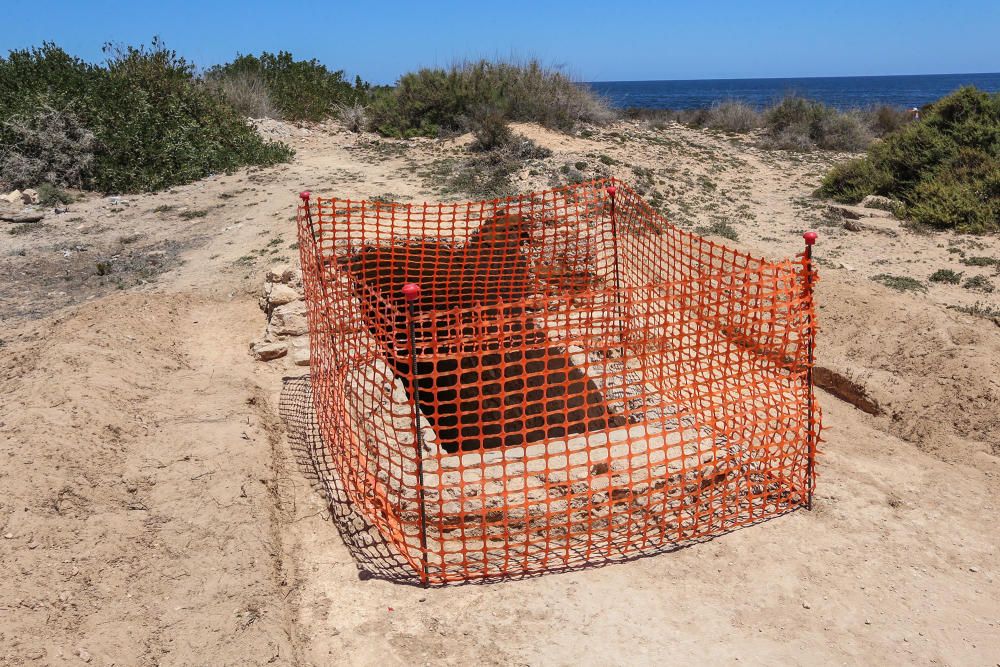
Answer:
top-left (296, 178), bottom-right (820, 584)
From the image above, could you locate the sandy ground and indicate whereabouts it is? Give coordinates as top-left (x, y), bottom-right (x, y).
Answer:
top-left (1, 119), bottom-right (998, 665)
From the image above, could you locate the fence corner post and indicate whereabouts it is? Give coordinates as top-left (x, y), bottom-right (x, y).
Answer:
top-left (606, 184), bottom-right (626, 347)
top-left (802, 231), bottom-right (818, 510)
top-left (402, 282), bottom-right (430, 586)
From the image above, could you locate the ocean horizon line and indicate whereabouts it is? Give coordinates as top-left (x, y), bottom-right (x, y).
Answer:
top-left (586, 71), bottom-right (1000, 85)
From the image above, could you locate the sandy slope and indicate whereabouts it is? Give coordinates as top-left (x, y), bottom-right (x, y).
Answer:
top-left (1, 119), bottom-right (998, 665)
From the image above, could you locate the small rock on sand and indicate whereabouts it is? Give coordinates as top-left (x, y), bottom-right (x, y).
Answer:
top-left (269, 302), bottom-right (308, 337)
top-left (250, 340), bottom-right (287, 361)
top-left (828, 204), bottom-right (862, 220)
top-left (1, 212), bottom-right (45, 223)
top-left (266, 265), bottom-right (297, 284)
top-left (844, 219), bottom-right (864, 232)
top-left (861, 194), bottom-right (898, 211)
top-left (290, 339), bottom-right (311, 366)
top-left (267, 283), bottom-right (300, 307)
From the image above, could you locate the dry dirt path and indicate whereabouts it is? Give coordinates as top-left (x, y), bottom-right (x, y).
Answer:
top-left (1, 120), bottom-right (998, 665)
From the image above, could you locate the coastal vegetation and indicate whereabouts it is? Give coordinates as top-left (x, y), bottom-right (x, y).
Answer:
top-left (3, 37), bottom-right (996, 239)
top-left (366, 60), bottom-right (613, 138)
top-left (0, 40), bottom-right (293, 193)
top-left (625, 97), bottom-right (912, 151)
top-left (205, 51), bottom-right (369, 121)
top-left (817, 87), bottom-right (1000, 233)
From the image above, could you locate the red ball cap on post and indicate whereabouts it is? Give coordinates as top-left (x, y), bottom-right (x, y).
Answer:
top-left (803, 231), bottom-right (818, 246)
top-left (299, 191), bottom-right (311, 202)
top-left (606, 185), bottom-right (617, 198)
top-left (402, 283), bottom-right (421, 302)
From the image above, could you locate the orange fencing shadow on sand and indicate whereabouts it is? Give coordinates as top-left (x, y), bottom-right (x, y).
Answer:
top-left (295, 178), bottom-right (820, 585)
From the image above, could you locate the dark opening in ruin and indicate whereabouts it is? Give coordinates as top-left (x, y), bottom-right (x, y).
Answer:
top-left (338, 212), bottom-right (617, 453)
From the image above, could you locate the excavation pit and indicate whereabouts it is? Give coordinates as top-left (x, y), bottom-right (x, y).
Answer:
top-left (297, 179), bottom-right (819, 583)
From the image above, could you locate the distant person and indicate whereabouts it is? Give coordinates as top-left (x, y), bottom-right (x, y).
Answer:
top-left (910, 107), bottom-right (921, 121)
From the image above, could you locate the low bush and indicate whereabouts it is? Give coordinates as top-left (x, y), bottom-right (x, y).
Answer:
top-left (449, 132), bottom-right (551, 200)
top-left (961, 255), bottom-right (999, 267)
top-left (816, 87), bottom-right (1000, 233)
top-left (368, 60), bottom-right (613, 138)
top-left (0, 41), bottom-right (294, 193)
top-left (963, 275), bottom-right (995, 292)
top-left (867, 104), bottom-right (914, 136)
top-left (761, 96), bottom-right (872, 151)
top-left (467, 105), bottom-right (513, 151)
top-left (929, 268), bottom-right (962, 284)
top-left (204, 69), bottom-right (279, 119)
top-left (695, 219), bottom-right (739, 241)
top-left (36, 182), bottom-right (73, 206)
top-left (703, 101), bottom-right (760, 133)
top-left (0, 104), bottom-right (96, 189)
top-left (206, 51), bottom-right (367, 121)
top-left (339, 103), bottom-right (367, 133)
top-left (871, 273), bottom-right (927, 292)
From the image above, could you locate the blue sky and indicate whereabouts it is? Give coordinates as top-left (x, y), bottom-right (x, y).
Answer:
top-left (2, 0), bottom-right (998, 83)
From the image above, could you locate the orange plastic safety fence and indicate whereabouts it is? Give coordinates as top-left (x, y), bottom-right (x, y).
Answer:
top-left (296, 178), bottom-right (820, 584)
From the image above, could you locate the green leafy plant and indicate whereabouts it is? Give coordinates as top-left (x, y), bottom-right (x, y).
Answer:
top-left (207, 51), bottom-right (367, 121)
top-left (36, 182), bottom-right (73, 206)
top-left (762, 96), bottom-right (872, 151)
top-left (929, 268), bottom-right (962, 284)
top-left (695, 220), bottom-right (739, 241)
top-left (0, 40), bottom-right (294, 193)
top-left (368, 60), bottom-right (612, 138)
top-left (963, 275), bottom-right (995, 292)
top-left (816, 87), bottom-right (1000, 233)
top-left (871, 273), bottom-right (927, 292)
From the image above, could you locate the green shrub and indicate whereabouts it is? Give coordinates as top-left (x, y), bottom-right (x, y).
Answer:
top-left (867, 105), bottom-right (913, 136)
top-left (368, 60), bottom-right (612, 138)
top-left (963, 275), bottom-right (995, 292)
top-left (961, 255), bottom-right (999, 267)
top-left (207, 51), bottom-right (367, 121)
top-left (906, 175), bottom-right (995, 230)
top-left (36, 182), bottom-right (73, 206)
top-left (816, 158), bottom-right (892, 203)
top-left (0, 40), bottom-right (294, 193)
top-left (762, 96), bottom-right (872, 151)
top-left (948, 301), bottom-right (1000, 324)
top-left (929, 268), bottom-right (962, 284)
top-left (467, 105), bottom-right (513, 151)
top-left (695, 220), bottom-right (739, 241)
top-left (817, 87), bottom-right (1000, 233)
top-left (871, 273), bottom-right (927, 292)
top-left (448, 134), bottom-right (551, 199)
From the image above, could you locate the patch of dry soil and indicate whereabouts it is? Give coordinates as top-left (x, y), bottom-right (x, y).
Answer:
top-left (1, 119), bottom-right (998, 665)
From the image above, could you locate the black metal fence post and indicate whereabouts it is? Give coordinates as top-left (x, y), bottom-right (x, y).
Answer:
top-left (606, 183), bottom-right (626, 347)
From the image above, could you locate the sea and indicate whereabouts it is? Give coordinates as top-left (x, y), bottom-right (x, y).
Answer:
top-left (587, 72), bottom-right (1000, 110)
